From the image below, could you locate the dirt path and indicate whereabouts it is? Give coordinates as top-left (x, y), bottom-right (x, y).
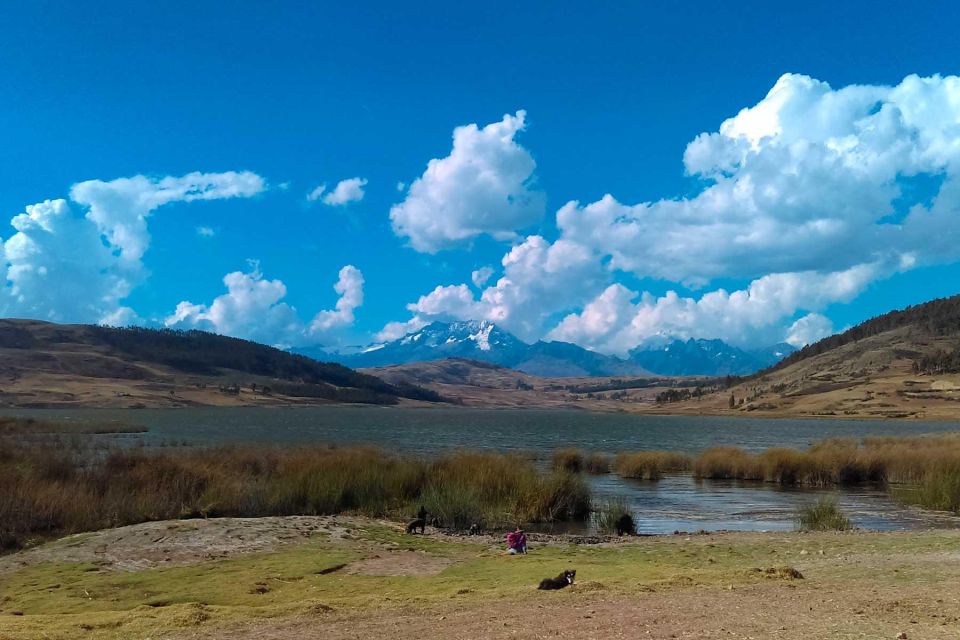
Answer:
top-left (188, 581), bottom-right (960, 640)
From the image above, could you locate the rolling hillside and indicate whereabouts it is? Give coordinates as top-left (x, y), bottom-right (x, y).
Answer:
top-left (663, 295), bottom-right (960, 419)
top-left (0, 320), bottom-right (441, 408)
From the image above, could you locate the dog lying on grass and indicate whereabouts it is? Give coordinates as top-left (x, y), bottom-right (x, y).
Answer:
top-left (405, 518), bottom-right (425, 534)
top-left (538, 569), bottom-right (576, 590)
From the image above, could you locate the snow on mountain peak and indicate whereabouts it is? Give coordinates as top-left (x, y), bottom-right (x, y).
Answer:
top-left (468, 322), bottom-right (494, 351)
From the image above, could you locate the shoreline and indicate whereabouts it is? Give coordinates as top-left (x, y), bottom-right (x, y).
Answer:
top-left (5, 401), bottom-right (960, 422)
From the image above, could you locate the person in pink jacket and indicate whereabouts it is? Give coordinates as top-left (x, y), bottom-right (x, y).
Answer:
top-left (506, 527), bottom-right (527, 554)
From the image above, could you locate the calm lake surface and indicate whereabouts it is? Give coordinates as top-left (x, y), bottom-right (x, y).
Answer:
top-left (16, 406), bottom-right (960, 534)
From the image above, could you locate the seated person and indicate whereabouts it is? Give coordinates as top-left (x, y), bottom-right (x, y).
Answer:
top-left (506, 527), bottom-right (527, 554)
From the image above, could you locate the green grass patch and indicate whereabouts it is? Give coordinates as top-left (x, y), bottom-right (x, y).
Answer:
top-left (796, 497), bottom-right (852, 531)
top-left (3, 527), bottom-right (960, 640)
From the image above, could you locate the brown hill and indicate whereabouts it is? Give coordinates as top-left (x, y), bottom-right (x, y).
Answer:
top-left (661, 295), bottom-right (960, 419)
top-left (363, 358), bottom-right (673, 409)
top-left (0, 320), bottom-right (440, 408)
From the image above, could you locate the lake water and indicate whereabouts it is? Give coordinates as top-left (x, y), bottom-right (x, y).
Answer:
top-left (14, 406), bottom-right (960, 533)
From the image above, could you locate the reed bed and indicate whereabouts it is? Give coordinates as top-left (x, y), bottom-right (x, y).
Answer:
top-left (553, 449), bottom-right (611, 474)
top-left (584, 452), bottom-right (612, 474)
top-left (0, 440), bottom-right (590, 551)
top-left (691, 434), bottom-right (960, 488)
top-left (605, 434), bottom-right (960, 516)
top-left (690, 434), bottom-right (960, 515)
top-left (0, 416), bottom-right (145, 435)
top-left (691, 446), bottom-right (763, 480)
top-left (551, 448), bottom-right (584, 473)
top-left (614, 451), bottom-right (691, 480)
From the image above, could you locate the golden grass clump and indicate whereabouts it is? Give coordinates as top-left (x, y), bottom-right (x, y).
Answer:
top-left (551, 448), bottom-right (585, 473)
top-left (583, 452), bottom-right (612, 474)
top-left (691, 447), bottom-right (763, 481)
top-left (614, 451), bottom-right (691, 480)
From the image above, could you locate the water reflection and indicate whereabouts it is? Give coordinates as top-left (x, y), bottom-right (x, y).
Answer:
top-left (589, 474), bottom-right (957, 534)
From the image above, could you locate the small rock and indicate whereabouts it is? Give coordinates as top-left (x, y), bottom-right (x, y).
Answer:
top-left (897, 633), bottom-right (907, 639)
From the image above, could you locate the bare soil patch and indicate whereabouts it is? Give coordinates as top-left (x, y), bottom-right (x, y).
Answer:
top-left (0, 516), bottom-right (340, 575)
top-left (345, 550), bottom-right (454, 576)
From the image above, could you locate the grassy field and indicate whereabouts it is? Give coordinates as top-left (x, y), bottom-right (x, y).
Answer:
top-left (1, 516), bottom-right (960, 639)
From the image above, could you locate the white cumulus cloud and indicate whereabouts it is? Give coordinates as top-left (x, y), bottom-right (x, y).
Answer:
top-left (785, 313), bottom-right (835, 348)
top-left (306, 184), bottom-right (327, 202)
top-left (307, 177), bottom-right (367, 206)
top-left (324, 177), bottom-right (367, 205)
top-left (390, 110), bottom-right (545, 252)
top-left (71, 171), bottom-right (265, 265)
top-left (471, 266), bottom-right (494, 288)
top-left (0, 199), bottom-right (134, 324)
top-left (310, 265), bottom-right (364, 334)
top-left (166, 262), bottom-right (365, 347)
top-left (1, 171), bottom-right (265, 326)
top-left (378, 235), bottom-right (607, 343)
top-left (556, 74), bottom-right (960, 284)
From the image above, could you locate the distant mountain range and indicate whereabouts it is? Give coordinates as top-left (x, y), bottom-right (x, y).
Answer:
top-left (303, 321), bottom-right (795, 377)
top-left (629, 338), bottom-right (796, 376)
top-left (300, 321), bottom-right (649, 377)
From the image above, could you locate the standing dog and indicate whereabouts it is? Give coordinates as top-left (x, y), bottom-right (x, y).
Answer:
top-left (538, 569), bottom-right (576, 590)
top-left (405, 518), bottom-right (425, 534)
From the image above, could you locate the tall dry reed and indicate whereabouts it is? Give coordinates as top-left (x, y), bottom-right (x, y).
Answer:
top-left (614, 451), bottom-right (691, 480)
top-left (0, 440), bottom-right (591, 551)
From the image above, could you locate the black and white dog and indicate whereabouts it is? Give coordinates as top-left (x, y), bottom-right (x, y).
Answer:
top-left (538, 569), bottom-right (576, 590)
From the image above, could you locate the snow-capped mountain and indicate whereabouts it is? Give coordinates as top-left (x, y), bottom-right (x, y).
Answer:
top-left (628, 338), bottom-right (796, 376)
top-left (300, 322), bottom-right (796, 378)
top-left (314, 321), bottom-right (651, 377)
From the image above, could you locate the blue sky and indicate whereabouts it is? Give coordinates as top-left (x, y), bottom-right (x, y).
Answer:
top-left (2, 1), bottom-right (960, 353)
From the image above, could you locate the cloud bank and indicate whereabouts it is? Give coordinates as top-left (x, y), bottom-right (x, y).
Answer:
top-left (7, 73), bottom-right (960, 355)
top-left (0, 171), bottom-right (266, 326)
top-left (382, 73), bottom-right (960, 351)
